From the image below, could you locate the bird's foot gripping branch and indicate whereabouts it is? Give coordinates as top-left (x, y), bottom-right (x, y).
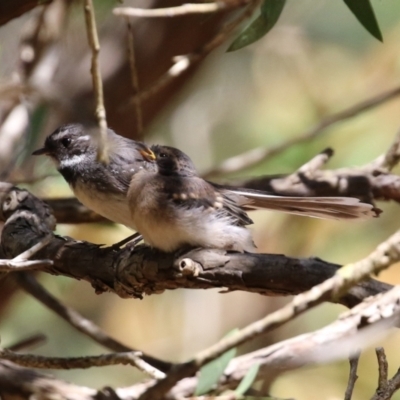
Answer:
top-left (0, 182), bottom-right (391, 305)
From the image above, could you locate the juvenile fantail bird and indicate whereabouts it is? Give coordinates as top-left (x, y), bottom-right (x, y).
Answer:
top-left (127, 145), bottom-right (377, 252)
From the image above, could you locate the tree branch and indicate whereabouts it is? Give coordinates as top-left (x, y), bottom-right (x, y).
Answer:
top-left (15, 273), bottom-right (172, 372)
top-left (203, 85), bottom-right (400, 179)
top-left (83, 0), bottom-right (108, 163)
top-left (0, 348), bottom-right (165, 379)
top-left (0, 182), bottom-right (390, 308)
top-left (2, 285), bottom-right (400, 399)
top-left (371, 347), bottom-right (400, 400)
top-left (344, 352), bottom-right (360, 400)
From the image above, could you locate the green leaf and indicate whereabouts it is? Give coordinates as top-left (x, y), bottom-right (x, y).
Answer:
top-left (343, 0), bottom-right (383, 42)
top-left (195, 329), bottom-right (239, 396)
top-left (228, 0), bottom-right (286, 52)
top-left (235, 363), bottom-right (260, 396)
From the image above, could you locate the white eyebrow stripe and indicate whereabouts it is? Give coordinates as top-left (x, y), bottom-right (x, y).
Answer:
top-left (77, 135), bottom-right (90, 141)
top-left (52, 130), bottom-right (71, 141)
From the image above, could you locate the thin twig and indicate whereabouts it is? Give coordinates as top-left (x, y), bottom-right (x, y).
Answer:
top-left (296, 148), bottom-right (334, 175)
top-left (126, 19), bottom-right (143, 138)
top-left (127, 0), bottom-right (260, 106)
top-left (0, 259), bottom-right (52, 271)
top-left (344, 352), bottom-right (360, 400)
top-left (370, 347), bottom-right (400, 400)
top-left (203, 85), bottom-right (400, 178)
top-left (137, 230), bottom-right (400, 400)
top-left (0, 348), bottom-right (165, 379)
top-left (372, 127), bottom-right (400, 171)
top-left (114, 2), bottom-right (230, 18)
top-left (16, 273), bottom-right (172, 373)
top-left (0, 235), bottom-right (53, 271)
top-left (12, 235), bottom-right (52, 262)
top-left (376, 347), bottom-right (389, 390)
top-left (83, 0), bottom-right (108, 163)
top-left (6, 334), bottom-right (47, 352)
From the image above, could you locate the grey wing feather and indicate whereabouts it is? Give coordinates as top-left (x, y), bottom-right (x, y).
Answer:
top-left (229, 189), bottom-right (378, 220)
top-left (167, 177), bottom-right (253, 227)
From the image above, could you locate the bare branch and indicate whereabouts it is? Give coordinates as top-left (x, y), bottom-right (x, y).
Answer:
top-left (203, 85), bottom-right (400, 179)
top-left (128, 0), bottom-right (260, 105)
top-left (113, 2), bottom-right (231, 18)
top-left (15, 273), bottom-right (172, 373)
top-left (371, 347), bottom-right (400, 400)
top-left (0, 1), bottom-right (68, 180)
top-left (11, 235), bottom-right (52, 262)
top-left (372, 128), bottom-right (400, 171)
top-left (6, 334), bottom-right (47, 352)
top-left (165, 287), bottom-right (400, 399)
top-left (1, 285), bottom-right (399, 399)
top-left (83, 0), bottom-right (108, 163)
top-left (344, 352), bottom-right (360, 400)
top-left (0, 348), bottom-right (164, 379)
top-left (0, 360), bottom-right (96, 400)
top-left (0, 235), bottom-right (53, 271)
top-left (376, 347), bottom-right (389, 389)
top-left (0, 259), bottom-right (52, 271)
top-left (44, 197), bottom-right (108, 224)
top-left (126, 20), bottom-right (143, 138)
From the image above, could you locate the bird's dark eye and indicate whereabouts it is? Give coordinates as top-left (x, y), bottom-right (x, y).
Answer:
top-left (61, 138), bottom-right (71, 148)
top-left (158, 152), bottom-right (168, 158)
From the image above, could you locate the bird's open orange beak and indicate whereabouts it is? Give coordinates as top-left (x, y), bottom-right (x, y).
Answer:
top-left (139, 147), bottom-right (156, 162)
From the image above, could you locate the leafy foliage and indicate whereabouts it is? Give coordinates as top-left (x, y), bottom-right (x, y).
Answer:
top-left (229, 0), bottom-right (383, 51)
top-left (195, 329), bottom-right (239, 395)
top-left (234, 363), bottom-right (260, 396)
top-left (228, 0), bottom-right (286, 52)
top-left (343, 0), bottom-right (383, 42)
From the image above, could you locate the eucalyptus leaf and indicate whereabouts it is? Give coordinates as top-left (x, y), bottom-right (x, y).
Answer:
top-left (228, 0), bottom-right (286, 52)
top-left (195, 329), bottom-right (239, 396)
top-left (235, 363), bottom-right (260, 396)
top-left (343, 0), bottom-right (383, 42)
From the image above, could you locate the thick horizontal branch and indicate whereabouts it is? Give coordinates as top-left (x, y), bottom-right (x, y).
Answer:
top-left (44, 197), bottom-right (108, 224)
top-left (0, 183), bottom-right (391, 308)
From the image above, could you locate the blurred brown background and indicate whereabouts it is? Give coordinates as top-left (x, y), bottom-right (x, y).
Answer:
top-left (1, 0), bottom-right (400, 398)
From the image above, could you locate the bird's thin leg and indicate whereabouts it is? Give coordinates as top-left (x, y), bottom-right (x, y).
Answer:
top-left (111, 232), bottom-right (142, 250)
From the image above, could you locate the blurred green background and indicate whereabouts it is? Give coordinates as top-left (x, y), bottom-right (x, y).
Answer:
top-left (1, 0), bottom-right (400, 398)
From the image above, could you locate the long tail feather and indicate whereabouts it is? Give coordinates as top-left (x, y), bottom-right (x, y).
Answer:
top-left (231, 189), bottom-right (378, 220)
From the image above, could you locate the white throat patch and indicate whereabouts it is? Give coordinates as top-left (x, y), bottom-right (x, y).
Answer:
top-left (59, 153), bottom-right (87, 168)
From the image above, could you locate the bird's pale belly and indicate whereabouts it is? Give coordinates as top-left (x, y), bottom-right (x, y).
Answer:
top-left (72, 182), bottom-right (135, 230)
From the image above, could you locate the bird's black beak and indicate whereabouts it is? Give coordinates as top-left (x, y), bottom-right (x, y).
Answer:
top-left (32, 147), bottom-right (49, 156)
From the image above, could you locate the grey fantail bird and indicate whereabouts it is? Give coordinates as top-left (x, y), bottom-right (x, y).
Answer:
top-left (128, 145), bottom-right (378, 252)
top-left (32, 123), bottom-right (155, 228)
top-left (33, 124), bottom-right (378, 251)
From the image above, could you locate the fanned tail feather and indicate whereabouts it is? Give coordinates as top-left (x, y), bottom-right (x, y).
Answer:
top-left (231, 190), bottom-right (378, 220)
